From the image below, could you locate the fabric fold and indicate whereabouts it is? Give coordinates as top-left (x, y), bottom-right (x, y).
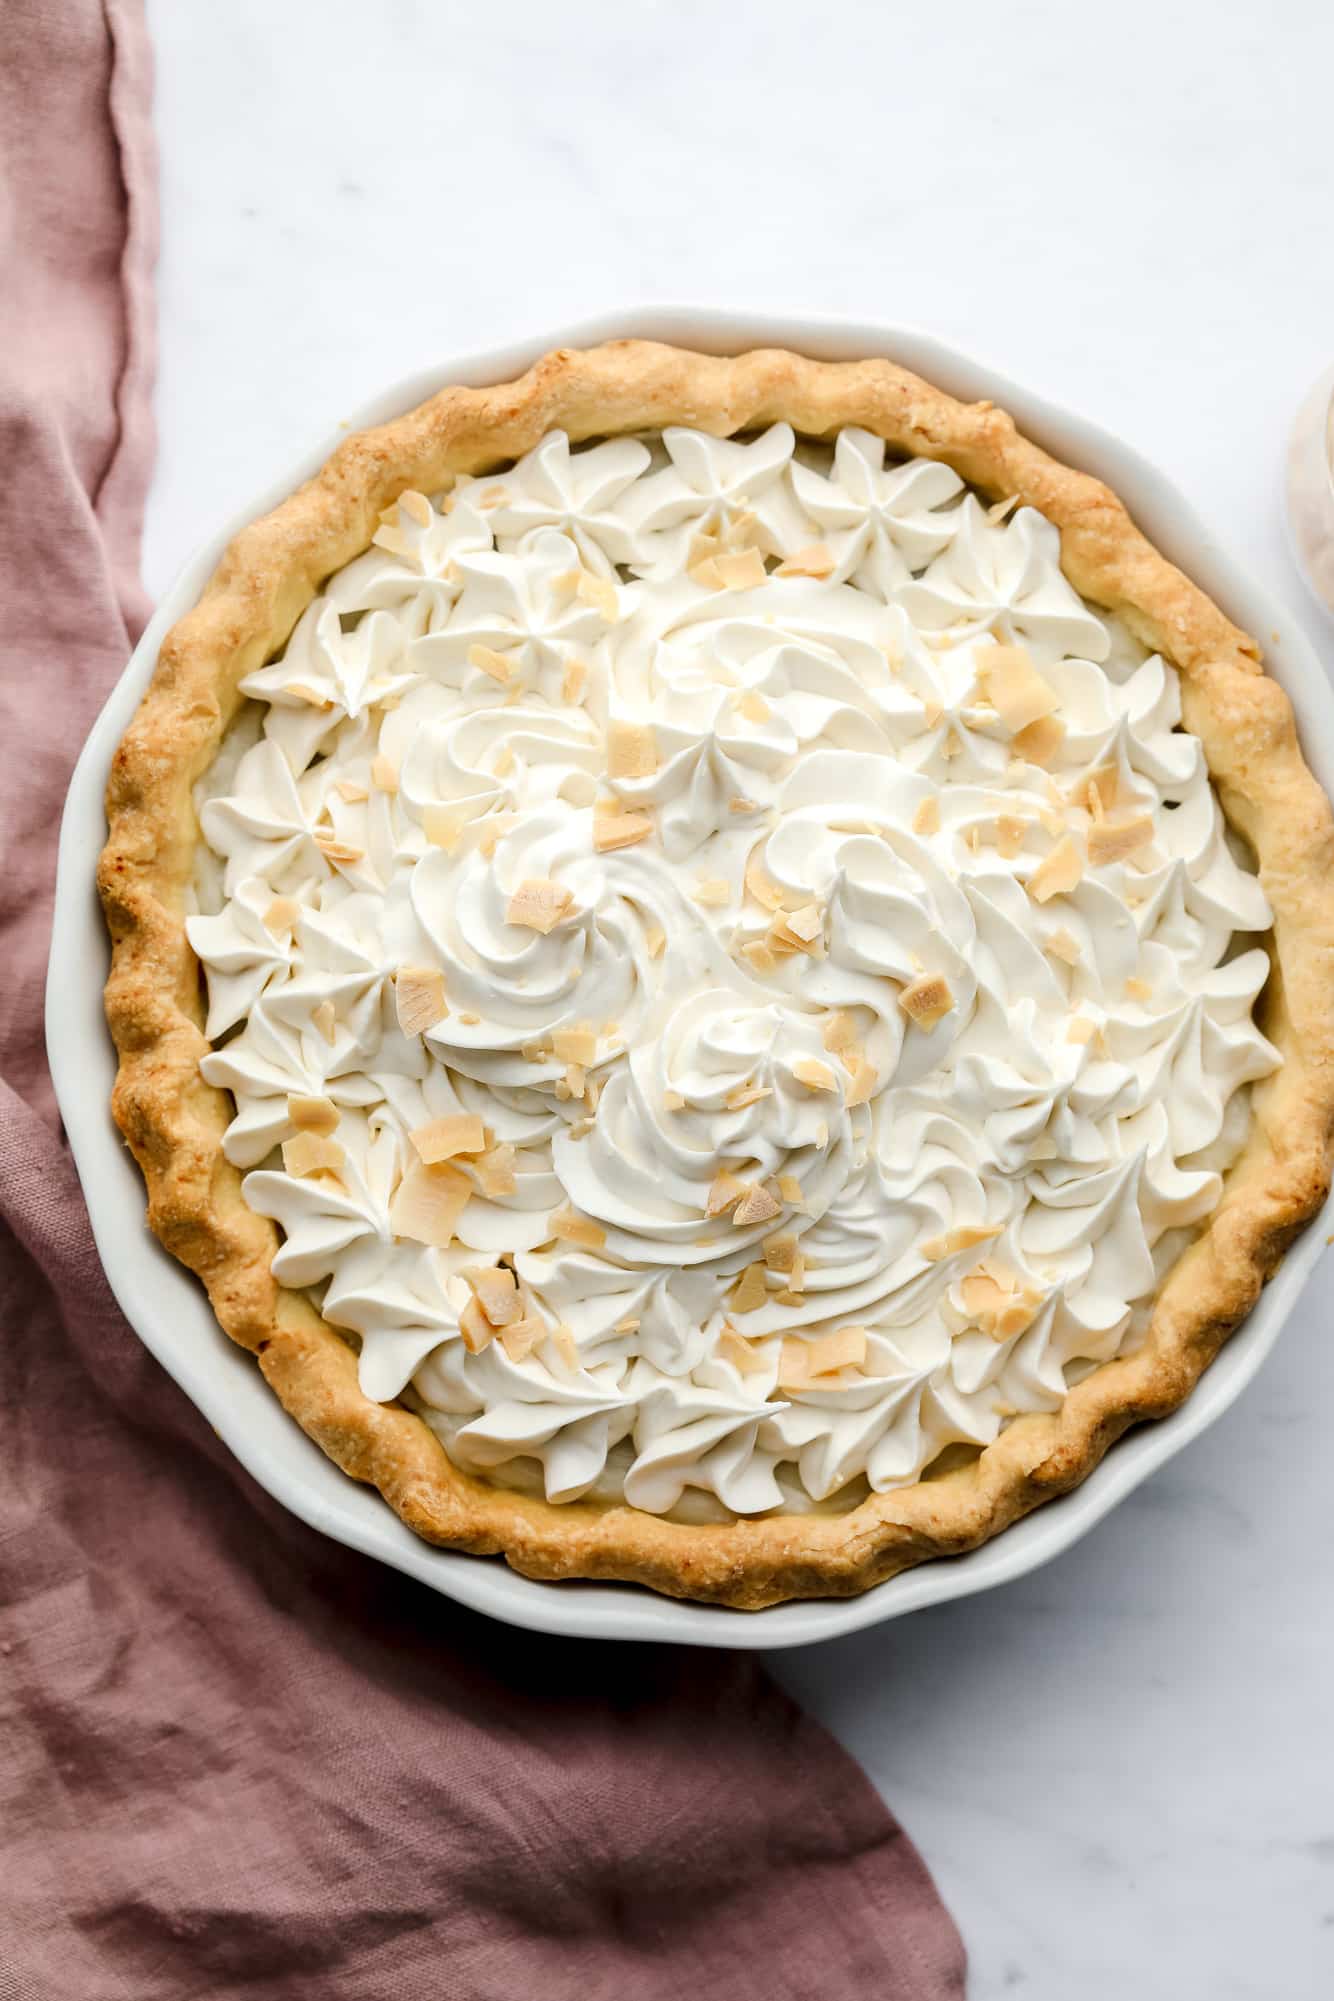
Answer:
top-left (0, 5), bottom-right (965, 1994)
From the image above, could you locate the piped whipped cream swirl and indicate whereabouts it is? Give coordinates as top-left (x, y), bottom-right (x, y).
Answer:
top-left (189, 422), bottom-right (1279, 1517)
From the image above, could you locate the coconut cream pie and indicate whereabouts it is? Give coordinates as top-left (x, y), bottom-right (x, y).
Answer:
top-left (99, 341), bottom-right (1334, 1607)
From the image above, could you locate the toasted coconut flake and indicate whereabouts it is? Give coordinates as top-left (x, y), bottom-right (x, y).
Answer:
top-left (463, 1264), bottom-right (522, 1327)
top-left (422, 804), bottom-right (467, 851)
top-left (821, 1010), bottom-right (858, 1054)
top-left (593, 810), bottom-right (653, 853)
top-left (467, 642), bottom-right (513, 684)
top-left (693, 877), bottom-right (731, 908)
top-left (921, 1223), bottom-right (1003, 1263)
top-left (714, 547), bottom-right (767, 590)
top-left (912, 795), bottom-right (941, 837)
top-left (707, 1173), bottom-right (746, 1223)
top-left (763, 1232), bottom-right (800, 1273)
top-left (395, 966), bottom-right (448, 1036)
top-left (1124, 974), bottom-right (1152, 1001)
top-left (785, 904), bottom-right (822, 944)
top-left (980, 644), bottom-right (1060, 733)
top-left (561, 658), bottom-right (589, 703)
top-left (646, 923), bottom-right (666, 960)
top-left (778, 1325), bottom-right (868, 1388)
top-left (844, 1058), bottom-right (877, 1109)
top-left (733, 1182), bottom-right (783, 1228)
top-left (478, 484), bottom-right (507, 509)
top-left (553, 569), bottom-right (611, 618)
top-left (312, 999), bottom-right (337, 1045)
top-left (767, 908), bottom-right (821, 957)
top-left (473, 1143), bottom-right (517, 1197)
top-left (371, 524), bottom-right (410, 557)
top-left (737, 689), bottom-right (771, 722)
top-left (549, 1204), bottom-right (606, 1250)
top-left (507, 878), bottom-right (574, 933)
top-left (333, 778), bottom-right (369, 804)
top-left (728, 796), bottom-right (761, 817)
top-left (263, 895), bottom-right (299, 934)
top-left (1070, 762), bottom-right (1120, 816)
top-left (775, 541), bottom-right (835, 579)
top-left (741, 940), bottom-right (777, 975)
top-left (411, 1112), bottom-right (487, 1163)
top-left (606, 719), bottom-right (658, 779)
top-left (552, 1326), bottom-right (580, 1369)
top-left (478, 816), bottom-right (514, 863)
top-left (1066, 1015), bottom-right (1097, 1045)
top-left (792, 1057), bottom-right (837, 1092)
top-left (729, 1263), bottom-right (770, 1315)
top-left (718, 1328), bottom-right (768, 1374)
top-left (1028, 836), bottom-right (1084, 904)
top-left (1010, 714), bottom-right (1066, 766)
top-left (287, 682), bottom-right (333, 710)
top-left (576, 569), bottom-right (619, 620)
top-left (777, 1173), bottom-right (805, 1206)
top-left (960, 1259), bottom-right (1042, 1340)
top-left (899, 972), bottom-right (955, 1030)
top-left (563, 1063), bottom-right (587, 1100)
top-left (500, 1317), bottom-right (544, 1363)
top-left (314, 831), bottom-right (364, 866)
top-left (493, 745), bottom-right (515, 779)
top-left (995, 813), bottom-right (1029, 859)
top-left (1045, 927), bottom-right (1081, 966)
top-left (458, 1295), bottom-right (497, 1355)
top-left (389, 1160), bottom-right (470, 1248)
top-left (396, 487), bottom-right (432, 528)
top-left (920, 697), bottom-right (944, 729)
top-left (690, 555), bottom-right (725, 589)
top-left (286, 1093), bottom-right (339, 1135)
top-left (662, 1089), bottom-right (686, 1112)
top-left (612, 1316), bottom-right (641, 1335)
top-left (552, 1027), bottom-right (598, 1066)
top-left (1087, 812), bottom-right (1154, 867)
top-left (281, 1132), bottom-right (345, 1180)
top-left (725, 1080), bottom-right (772, 1110)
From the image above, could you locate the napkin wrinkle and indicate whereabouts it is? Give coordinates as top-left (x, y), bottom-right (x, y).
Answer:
top-left (0, 6), bottom-right (967, 1997)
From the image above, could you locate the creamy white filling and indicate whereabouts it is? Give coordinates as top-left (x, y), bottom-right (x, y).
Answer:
top-left (189, 422), bottom-right (1279, 1517)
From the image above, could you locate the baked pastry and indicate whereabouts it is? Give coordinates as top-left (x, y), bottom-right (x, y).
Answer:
top-left (99, 341), bottom-right (1334, 1608)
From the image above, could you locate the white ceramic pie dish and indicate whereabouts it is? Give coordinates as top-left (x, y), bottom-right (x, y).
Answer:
top-left (48, 308), bottom-right (1334, 1649)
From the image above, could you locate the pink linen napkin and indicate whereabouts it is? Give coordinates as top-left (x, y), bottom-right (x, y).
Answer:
top-left (0, 6), bottom-right (967, 1995)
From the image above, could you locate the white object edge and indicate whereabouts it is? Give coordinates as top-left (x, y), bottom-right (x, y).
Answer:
top-left (47, 307), bottom-right (1334, 1650)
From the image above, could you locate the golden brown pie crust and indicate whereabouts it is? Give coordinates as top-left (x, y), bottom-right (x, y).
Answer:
top-left (98, 340), bottom-right (1334, 1609)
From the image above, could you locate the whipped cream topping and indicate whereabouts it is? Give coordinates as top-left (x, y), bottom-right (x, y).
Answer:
top-left (189, 422), bottom-right (1279, 1518)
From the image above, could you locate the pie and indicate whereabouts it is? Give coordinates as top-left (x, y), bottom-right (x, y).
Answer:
top-left (98, 340), bottom-right (1334, 1608)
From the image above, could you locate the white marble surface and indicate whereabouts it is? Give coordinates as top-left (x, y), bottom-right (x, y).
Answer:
top-left (143, 2), bottom-right (1334, 1992)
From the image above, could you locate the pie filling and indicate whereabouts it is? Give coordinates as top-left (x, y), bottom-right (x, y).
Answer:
top-left (188, 423), bottom-right (1278, 1521)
